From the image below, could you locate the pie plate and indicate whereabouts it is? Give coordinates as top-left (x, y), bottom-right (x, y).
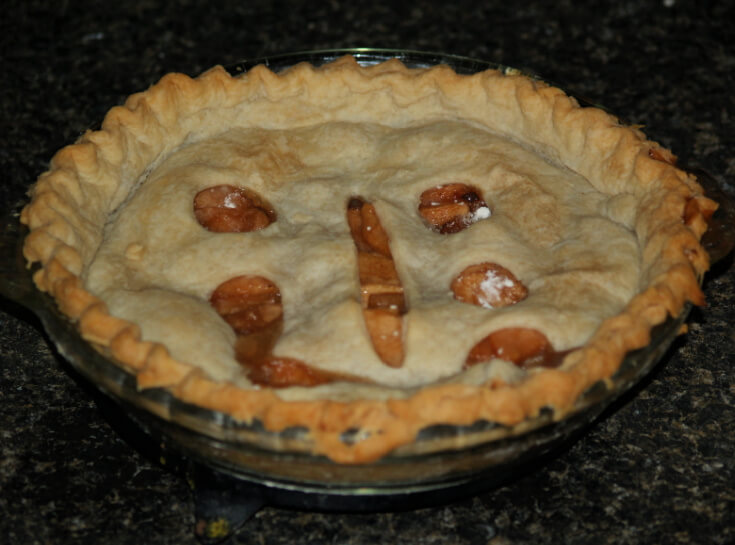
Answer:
top-left (2, 49), bottom-right (733, 501)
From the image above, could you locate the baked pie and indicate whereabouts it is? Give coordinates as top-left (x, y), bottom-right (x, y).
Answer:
top-left (20, 55), bottom-right (716, 463)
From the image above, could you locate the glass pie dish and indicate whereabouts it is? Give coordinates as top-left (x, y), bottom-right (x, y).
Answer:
top-left (2, 49), bottom-right (732, 503)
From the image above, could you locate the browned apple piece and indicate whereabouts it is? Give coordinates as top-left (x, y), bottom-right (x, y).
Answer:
top-left (234, 326), bottom-right (282, 363)
top-left (210, 275), bottom-right (284, 366)
top-left (648, 147), bottom-right (677, 165)
top-left (465, 327), bottom-right (569, 369)
top-left (346, 197), bottom-right (392, 257)
top-left (210, 276), bottom-right (282, 334)
top-left (451, 262), bottom-right (528, 308)
top-left (194, 184), bottom-right (276, 233)
top-left (347, 197), bottom-right (407, 367)
top-left (246, 357), bottom-right (348, 388)
top-left (418, 183), bottom-right (490, 233)
top-left (419, 202), bottom-right (470, 227)
top-left (357, 253), bottom-right (401, 286)
top-left (362, 285), bottom-right (407, 312)
top-left (211, 276), bottom-right (347, 387)
top-left (362, 308), bottom-right (404, 368)
top-left (419, 183), bottom-right (479, 205)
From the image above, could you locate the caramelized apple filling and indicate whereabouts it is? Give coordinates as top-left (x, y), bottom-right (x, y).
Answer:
top-left (210, 276), bottom-right (358, 387)
top-left (418, 183), bottom-right (491, 233)
top-left (194, 185), bottom-right (276, 232)
top-left (245, 356), bottom-right (357, 388)
top-left (451, 262), bottom-right (528, 308)
top-left (198, 187), bottom-right (558, 385)
top-left (210, 275), bottom-right (283, 358)
top-left (466, 327), bottom-right (571, 370)
top-left (346, 197), bottom-right (407, 367)
top-left (195, 188), bottom-right (343, 387)
top-left (648, 147), bottom-right (677, 165)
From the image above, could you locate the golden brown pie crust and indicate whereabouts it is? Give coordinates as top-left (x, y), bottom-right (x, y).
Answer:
top-left (20, 56), bottom-right (716, 463)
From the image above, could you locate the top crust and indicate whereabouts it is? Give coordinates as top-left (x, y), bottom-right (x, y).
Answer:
top-left (20, 56), bottom-right (717, 463)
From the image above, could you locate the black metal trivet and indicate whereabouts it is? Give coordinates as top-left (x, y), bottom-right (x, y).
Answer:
top-left (187, 459), bottom-right (509, 545)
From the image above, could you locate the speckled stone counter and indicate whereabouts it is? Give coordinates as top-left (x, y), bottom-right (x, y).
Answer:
top-left (1, 1), bottom-right (734, 544)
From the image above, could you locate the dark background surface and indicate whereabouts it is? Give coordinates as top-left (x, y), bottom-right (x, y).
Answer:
top-left (1, 1), bottom-right (734, 544)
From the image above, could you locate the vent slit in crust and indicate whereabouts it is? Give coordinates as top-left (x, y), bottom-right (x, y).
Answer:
top-left (346, 196), bottom-right (407, 368)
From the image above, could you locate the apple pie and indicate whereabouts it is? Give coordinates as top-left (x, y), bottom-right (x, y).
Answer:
top-left (20, 55), bottom-right (716, 462)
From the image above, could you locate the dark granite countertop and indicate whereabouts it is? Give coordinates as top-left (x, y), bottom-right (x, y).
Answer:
top-left (1, 1), bottom-right (733, 543)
